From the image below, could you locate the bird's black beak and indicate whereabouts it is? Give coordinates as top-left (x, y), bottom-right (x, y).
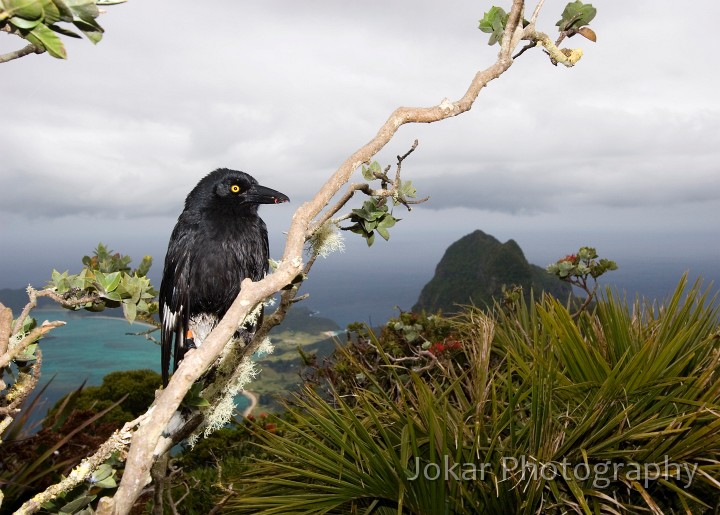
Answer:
top-left (247, 184), bottom-right (290, 205)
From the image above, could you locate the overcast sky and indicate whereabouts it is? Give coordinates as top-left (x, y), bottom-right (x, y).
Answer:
top-left (1, 0), bottom-right (718, 297)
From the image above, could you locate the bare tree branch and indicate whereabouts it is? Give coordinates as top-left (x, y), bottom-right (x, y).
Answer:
top-left (98, 4), bottom-right (529, 513)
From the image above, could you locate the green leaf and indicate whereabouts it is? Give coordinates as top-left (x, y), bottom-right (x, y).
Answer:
top-left (556, 1), bottom-right (597, 32)
top-left (50, 0), bottom-right (75, 22)
top-left (104, 271), bottom-right (122, 292)
top-left (478, 6), bottom-right (508, 46)
top-left (103, 291), bottom-right (122, 302)
top-left (90, 462), bottom-right (118, 489)
top-left (50, 269), bottom-right (71, 293)
top-left (94, 476), bottom-right (117, 489)
top-left (361, 164), bottom-right (374, 181)
top-left (9, 15), bottom-right (41, 28)
top-left (16, 343), bottom-right (38, 363)
top-left (75, 20), bottom-right (102, 43)
top-left (376, 225), bottom-right (390, 241)
top-left (3, 0), bottom-right (44, 20)
top-left (397, 179), bottom-right (417, 200)
top-left (90, 463), bottom-right (113, 482)
top-left (351, 206), bottom-right (371, 221)
top-left (59, 494), bottom-right (96, 514)
top-left (48, 23), bottom-right (82, 38)
top-left (361, 218), bottom-right (377, 233)
top-left (122, 300), bottom-right (137, 323)
top-left (21, 316), bottom-right (37, 333)
top-left (377, 214), bottom-right (397, 230)
top-left (65, 0), bottom-right (100, 24)
top-left (25, 22), bottom-right (67, 58)
top-left (183, 382), bottom-right (210, 408)
top-left (41, 0), bottom-right (64, 25)
top-left (65, 0), bottom-right (103, 43)
top-left (135, 255), bottom-right (152, 277)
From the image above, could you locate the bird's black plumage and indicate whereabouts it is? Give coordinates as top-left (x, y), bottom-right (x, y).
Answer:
top-left (160, 168), bottom-right (289, 386)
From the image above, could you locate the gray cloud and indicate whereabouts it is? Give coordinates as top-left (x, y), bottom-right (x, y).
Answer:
top-left (1, 0), bottom-right (719, 286)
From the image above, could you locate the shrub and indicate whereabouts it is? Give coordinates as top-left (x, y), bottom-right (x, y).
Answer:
top-left (226, 275), bottom-right (720, 513)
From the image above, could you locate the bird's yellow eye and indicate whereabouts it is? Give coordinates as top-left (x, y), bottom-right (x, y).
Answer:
top-left (230, 184), bottom-right (241, 193)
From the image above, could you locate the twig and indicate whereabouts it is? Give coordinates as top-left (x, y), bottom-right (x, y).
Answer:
top-left (36, 288), bottom-right (103, 310)
top-left (385, 348), bottom-right (445, 374)
top-left (529, 0), bottom-right (546, 25)
top-left (312, 139), bottom-right (427, 233)
top-left (530, 30), bottom-right (583, 67)
top-left (512, 41), bottom-right (537, 59)
top-left (0, 42), bottom-right (45, 64)
top-left (11, 286), bottom-right (97, 336)
top-left (0, 320), bottom-right (65, 369)
top-left (0, 303), bottom-right (12, 355)
top-left (412, 350), bottom-right (445, 374)
top-left (207, 462), bottom-right (235, 515)
top-left (311, 183), bottom-right (374, 232)
top-left (568, 276), bottom-right (598, 319)
top-left (0, 349), bottom-right (42, 439)
top-left (13, 287), bottom-right (39, 335)
top-left (393, 139), bottom-right (419, 186)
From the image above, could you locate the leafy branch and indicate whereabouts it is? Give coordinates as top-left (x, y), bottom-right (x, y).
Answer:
top-left (546, 246), bottom-right (617, 317)
top-left (481, 1), bottom-right (597, 66)
top-left (0, 0), bottom-right (125, 62)
top-left (46, 243), bottom-right (157, 324)
top-left (314, 139), bottom-right (428, 247)
top-left (555, 0), bottom-right (597, 45)
top-left (1, 243), bottom-right (156, 464)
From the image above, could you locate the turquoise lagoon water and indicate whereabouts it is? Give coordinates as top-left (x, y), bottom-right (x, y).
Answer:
top-left (26, 310), bottom-right (249, 421)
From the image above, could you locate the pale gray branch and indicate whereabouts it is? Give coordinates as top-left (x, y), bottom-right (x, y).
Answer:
top-left (0, 43), bottom-right (44, 63)
top-left (96, 2), bottom-right (533, 512)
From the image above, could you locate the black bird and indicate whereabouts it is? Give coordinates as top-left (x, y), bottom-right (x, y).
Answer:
top-left (160, 168), bottom-right (289, 386)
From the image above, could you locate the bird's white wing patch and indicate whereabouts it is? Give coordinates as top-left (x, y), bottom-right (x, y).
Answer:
top-left (188, 313), bottom-right (219, 348)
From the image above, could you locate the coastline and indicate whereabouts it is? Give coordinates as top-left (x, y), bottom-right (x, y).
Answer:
top-left (242, 390), bottom-right (258, 417)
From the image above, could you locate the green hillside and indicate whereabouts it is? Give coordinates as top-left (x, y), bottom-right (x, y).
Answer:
top-left (413, 230), bottom-right (571, 313)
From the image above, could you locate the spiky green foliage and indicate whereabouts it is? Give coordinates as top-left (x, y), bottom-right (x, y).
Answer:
top-left (0, 379), bottom-right (125, 512)
top-left (226, 275), bottom-right (720, 513)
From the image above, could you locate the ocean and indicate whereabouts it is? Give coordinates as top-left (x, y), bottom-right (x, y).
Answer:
top-left (18, 311), bottom-right (180, 428)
